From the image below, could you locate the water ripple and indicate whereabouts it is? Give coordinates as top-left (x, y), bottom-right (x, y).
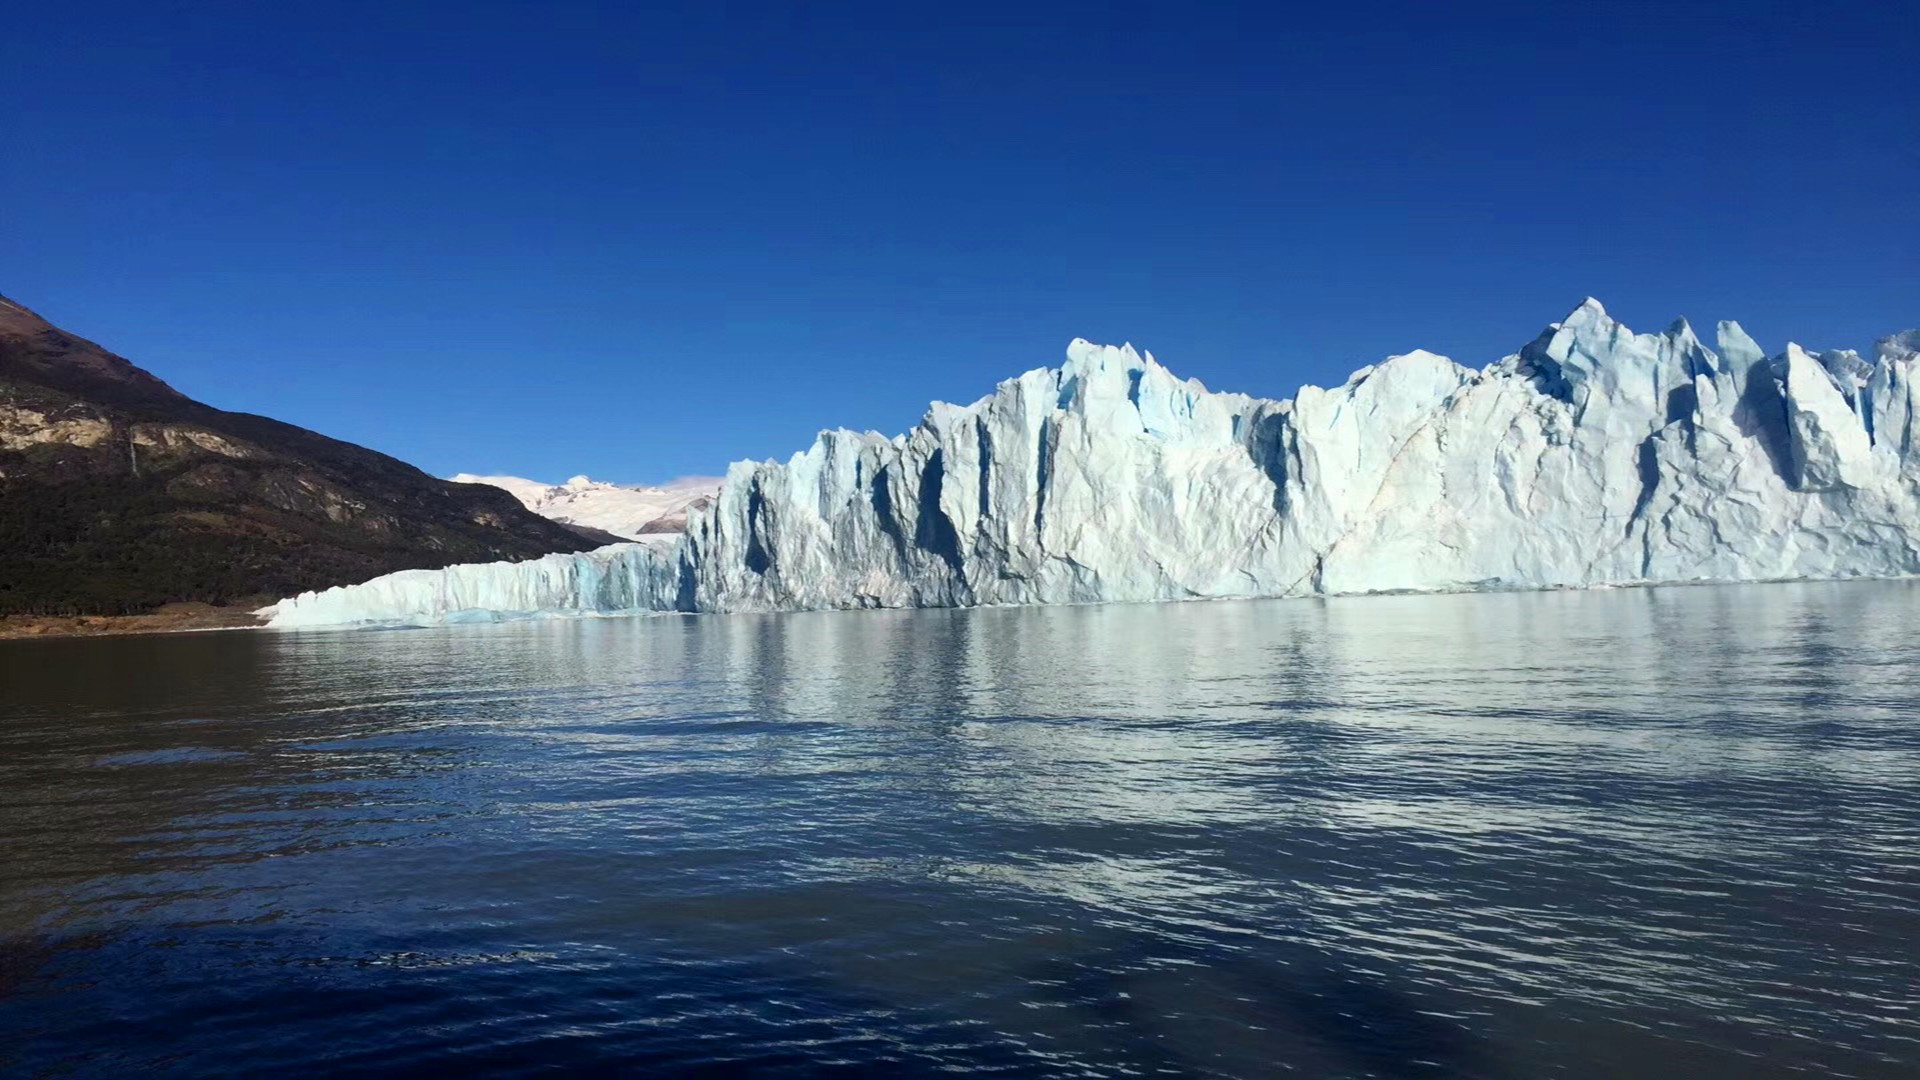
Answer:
top-left (3, 581), bottom-right (1919, 1077)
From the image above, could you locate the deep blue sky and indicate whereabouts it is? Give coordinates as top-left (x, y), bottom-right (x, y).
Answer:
top-left (4, 1), bottom-right (1914, 483)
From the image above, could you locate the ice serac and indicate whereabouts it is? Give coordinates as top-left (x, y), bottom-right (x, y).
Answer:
top-left (266, 303), bottom-right (1920, 628)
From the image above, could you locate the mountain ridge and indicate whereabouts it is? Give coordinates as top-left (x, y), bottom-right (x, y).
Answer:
top-left (0, 295), bottom-right (596, 616)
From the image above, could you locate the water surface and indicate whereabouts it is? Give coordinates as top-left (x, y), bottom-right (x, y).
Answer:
top-left (3, 584), bottom-right (1917, 1077)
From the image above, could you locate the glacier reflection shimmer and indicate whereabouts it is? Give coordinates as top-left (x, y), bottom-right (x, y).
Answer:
top-left (4, 582), bottom-right (1918, 1077)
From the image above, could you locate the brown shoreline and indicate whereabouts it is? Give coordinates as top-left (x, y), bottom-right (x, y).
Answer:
top-left (0, 601), bottom-right (271, 641)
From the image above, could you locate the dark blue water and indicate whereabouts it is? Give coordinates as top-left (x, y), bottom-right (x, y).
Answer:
top-left (3, 583), bottom-right (1917, 1078)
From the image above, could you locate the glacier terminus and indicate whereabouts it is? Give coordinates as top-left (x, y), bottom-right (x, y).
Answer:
top-left (265, 301), bottom-right (1920, 628)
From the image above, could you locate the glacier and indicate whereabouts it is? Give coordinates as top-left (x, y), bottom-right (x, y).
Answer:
top-left (266, 301), bottom-right (1920, 628)
top-left (446, 473), bottom-right (720, 539)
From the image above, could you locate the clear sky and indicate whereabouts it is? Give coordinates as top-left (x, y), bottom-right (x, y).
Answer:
top-left (4, 1), bottom-right (1914, 483)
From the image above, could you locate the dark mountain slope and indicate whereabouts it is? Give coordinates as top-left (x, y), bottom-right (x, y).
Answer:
top-left (0, 295), bottom-right (595, 615)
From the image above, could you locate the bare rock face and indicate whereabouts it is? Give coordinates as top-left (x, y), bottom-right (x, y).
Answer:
top-left (0, 294), bottom-right (594, 615)
top-left (269, 300), bottom-right (1920, 628)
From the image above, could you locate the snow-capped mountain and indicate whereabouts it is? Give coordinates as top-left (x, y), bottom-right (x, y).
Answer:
top-left (448, 473), bottom-right (720, 540)
top-left (269, 301), bottom-right (1920, 628)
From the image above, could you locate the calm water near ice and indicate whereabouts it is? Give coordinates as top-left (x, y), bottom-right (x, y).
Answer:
top-left (2, 583), bottom-right (1917, 1078)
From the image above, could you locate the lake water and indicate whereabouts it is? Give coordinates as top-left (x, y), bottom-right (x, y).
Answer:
top-left (2, 583), bottom-right (1917, 1078)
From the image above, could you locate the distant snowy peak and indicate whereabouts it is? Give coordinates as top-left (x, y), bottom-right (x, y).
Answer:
top-left (448, 473), bottom-right (721, 540)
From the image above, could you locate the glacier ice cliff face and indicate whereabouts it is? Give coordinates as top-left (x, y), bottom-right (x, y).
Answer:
top-left (266, 303), bottom-right (1920, 627)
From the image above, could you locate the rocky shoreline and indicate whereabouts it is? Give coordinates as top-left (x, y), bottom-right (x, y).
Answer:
top-left (0, 602), bottom-right (267, 640)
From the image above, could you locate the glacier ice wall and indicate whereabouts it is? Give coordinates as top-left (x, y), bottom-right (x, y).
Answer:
top-left (266, 302), bottom-right (1920, 627)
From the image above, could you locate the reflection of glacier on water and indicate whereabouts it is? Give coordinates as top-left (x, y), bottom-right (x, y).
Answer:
top-left (9, 582), bottom-right (1918, 1076)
